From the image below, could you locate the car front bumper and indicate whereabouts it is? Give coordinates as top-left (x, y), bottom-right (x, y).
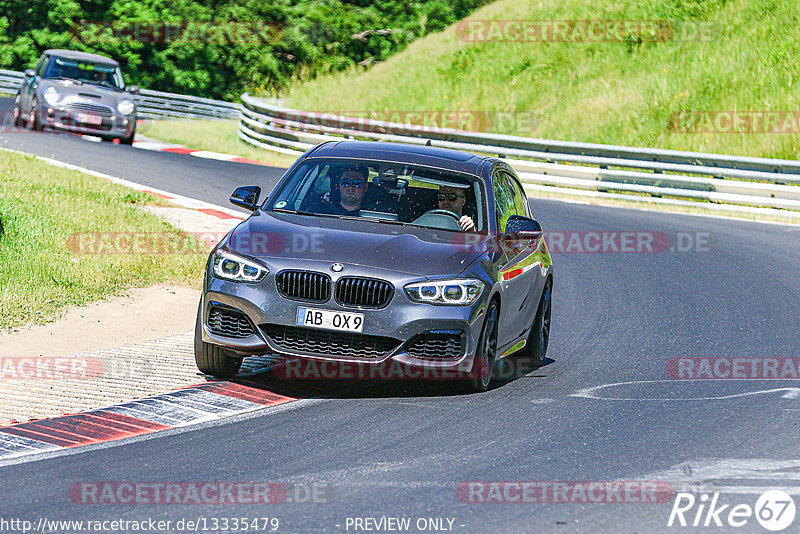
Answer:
top-left (42, 107), bottom-right (135, 138)
top-left (199, 257), bottom-right (490, 373)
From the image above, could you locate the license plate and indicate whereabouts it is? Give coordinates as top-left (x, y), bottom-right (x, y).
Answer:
top-left (296, 307), bottom-right (364, 333)
top-left (75, 113), bottom-right (103, 125)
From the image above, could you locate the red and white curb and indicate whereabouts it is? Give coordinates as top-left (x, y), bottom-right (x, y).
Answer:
top-left (132, 136), bottom-right (274, 167)
top-left (0, 381), bottom-right (296, 460)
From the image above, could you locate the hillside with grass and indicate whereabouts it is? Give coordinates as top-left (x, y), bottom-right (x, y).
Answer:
top-left (278, 0), bottom-right (800, 159)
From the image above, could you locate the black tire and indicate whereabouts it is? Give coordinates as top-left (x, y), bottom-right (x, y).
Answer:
top-left (26, 98), bottom-right (41, 131)
top-left (12, 96), bottom-right (21, 127)
top-left (465, 299), bottom-right (500, 393)
top-left (119, 131), bottom-right (134, 145)
top-left (193, 302), bottom-right (243, 378)
top-left (516, 280), bottom-right (552, 369)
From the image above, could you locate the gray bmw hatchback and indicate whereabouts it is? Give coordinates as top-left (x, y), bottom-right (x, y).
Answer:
top-left (196, 141), bottom-right (553, 391)
top-left (13, 49), bottom-right (138, 144)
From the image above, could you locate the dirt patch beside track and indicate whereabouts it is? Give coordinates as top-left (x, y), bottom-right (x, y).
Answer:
top-left (1, 285), bottom-right (200, 358)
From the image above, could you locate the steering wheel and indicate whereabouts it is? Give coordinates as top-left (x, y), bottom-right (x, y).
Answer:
top-left (421, 209), bottom-right (461, 221)
top-left (412, 209), bottom-right (462, 230)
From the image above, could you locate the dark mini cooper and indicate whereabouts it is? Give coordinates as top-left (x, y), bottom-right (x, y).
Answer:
top-left (195, 141), bottom-right (553, 391)
top-left (13, 49), bottom-right (138, 144)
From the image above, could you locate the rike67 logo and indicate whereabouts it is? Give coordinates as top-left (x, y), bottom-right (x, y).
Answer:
top-left (668, 490), bottom-right (796, 531)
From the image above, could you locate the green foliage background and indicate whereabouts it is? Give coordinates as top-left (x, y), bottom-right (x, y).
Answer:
top-left (0, 0), bottom-right (490, 100)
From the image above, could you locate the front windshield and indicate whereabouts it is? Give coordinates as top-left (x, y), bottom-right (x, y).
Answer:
top-left (44, 57), bottom-right (125, 89)
top-left (266, 157), bottom-right (488, 232)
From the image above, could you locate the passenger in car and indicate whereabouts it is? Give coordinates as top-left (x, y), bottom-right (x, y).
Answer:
top-left (438, 186), bottom-right (476, 231)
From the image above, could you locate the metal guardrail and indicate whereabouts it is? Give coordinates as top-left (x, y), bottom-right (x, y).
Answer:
top-left (0, 69), bottom-right (24, 95)
top-left (135, 88), bottom-right (240, 120)
top-left (239, 93), bottom-right (800, 216)
top-left (0, 68), bottom-right (240, 120)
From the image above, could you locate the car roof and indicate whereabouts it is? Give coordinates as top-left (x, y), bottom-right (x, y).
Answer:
top-left (308, 141), bottom-right (490, 175)
top-left (43, 49), bottom-right (120, 66)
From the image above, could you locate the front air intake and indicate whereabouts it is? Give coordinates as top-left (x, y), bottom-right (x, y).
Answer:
top-left (334, 277), bottom-right (393, 308)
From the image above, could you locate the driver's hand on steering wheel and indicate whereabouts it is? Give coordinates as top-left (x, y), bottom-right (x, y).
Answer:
top-left (459, 215), bottom-right (476, 232)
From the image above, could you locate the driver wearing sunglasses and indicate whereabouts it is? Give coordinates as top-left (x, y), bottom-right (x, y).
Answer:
top-left (438, 186), bottom-right (476, 231)
top-left (317, 165), bottom-right (371, 216)
top-left (338, 166), bottom-right (369, 213)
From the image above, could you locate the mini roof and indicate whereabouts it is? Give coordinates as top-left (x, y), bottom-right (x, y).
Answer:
top-left (43, 49), bottom-right (120, 66)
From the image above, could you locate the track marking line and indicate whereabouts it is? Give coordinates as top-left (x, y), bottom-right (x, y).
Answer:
top-left (571, 379), bottom-right (800, 401)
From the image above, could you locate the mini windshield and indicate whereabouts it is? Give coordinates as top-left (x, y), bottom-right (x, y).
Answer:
top-left (266, 158), bottom-right (488, 232)
top-left (44, 57), bottom-right (125, 89)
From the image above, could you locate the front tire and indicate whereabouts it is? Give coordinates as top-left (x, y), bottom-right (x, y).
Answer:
top-left (12, 95), bottom-right (21, 127)
top-left (119, 131), bottom-right (135, 145)
top-left (466, 300), bottom-right (499, 393)
top-left (194, 302), bottom-right (243, 378)
top-left (26, 98), bottom-right (42, 131)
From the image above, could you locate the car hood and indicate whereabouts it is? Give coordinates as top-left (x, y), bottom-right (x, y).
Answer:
top-left (40, 78), bottom-right (130, 107)
top-left (223, 210), bottom-right (496, 277)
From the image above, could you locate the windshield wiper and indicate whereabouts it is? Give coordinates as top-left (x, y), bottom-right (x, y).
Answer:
top-left (359, 218), bottom-right (413, 227)
top-left (271, 207), bottom-right (416, 226)
top-left (271, 207), bottom-right (350, 220)
top-left (45, 76), bottom-right (81, 84)
top-left (84, 80), bottom-right (118, 89)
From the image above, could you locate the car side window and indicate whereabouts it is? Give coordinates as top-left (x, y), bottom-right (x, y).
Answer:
top-left (35, 56), bottom-right (47, 76)
top-left (492, 170), bottom-right (516, 233)
top-left (503, 171), bottom-right (529, 218)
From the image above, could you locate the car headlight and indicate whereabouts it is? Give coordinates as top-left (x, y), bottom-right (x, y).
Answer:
top-left (405, 278), bottom-right (484, 305)
top-left (43, 87), bottom-right (61, 105)
top-left (117, 99), bottom-right (135, 116)
top-left (211, 250), bottom-right (268, 283)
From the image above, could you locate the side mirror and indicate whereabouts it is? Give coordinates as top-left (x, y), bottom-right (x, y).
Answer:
top-left (230, 185), bottom-right (261, 211)
top-left (127, 85), bottom-right (140, 94)
top-left (24, 69), bottom-right (36, 78)
top-left (505, 215), bottom-right (543, 240)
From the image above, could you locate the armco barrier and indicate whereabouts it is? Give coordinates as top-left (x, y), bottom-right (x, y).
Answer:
top-left (0, 68), bottom-right (239, 120)
top-left (238, 93), bottom-right (800, 217)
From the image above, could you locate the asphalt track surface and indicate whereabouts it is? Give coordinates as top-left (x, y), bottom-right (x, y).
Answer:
top-left (2, 96), bottom-right (800, 533)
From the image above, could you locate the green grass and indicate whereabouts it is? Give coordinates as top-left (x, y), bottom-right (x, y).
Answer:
top-left (141, 119), bottom-right (300, 168)
top-left (0, 150), bottom-right (206, 329)
top-left (274, 0), bottom-right (800, 160)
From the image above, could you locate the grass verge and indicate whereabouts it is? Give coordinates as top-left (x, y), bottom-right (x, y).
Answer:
top-left (277, 0), bottom-right (800, 160)
top-left (140, 119), bottom-right (300, 169)
top-left (0, 150), bottom-right (206, 329)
